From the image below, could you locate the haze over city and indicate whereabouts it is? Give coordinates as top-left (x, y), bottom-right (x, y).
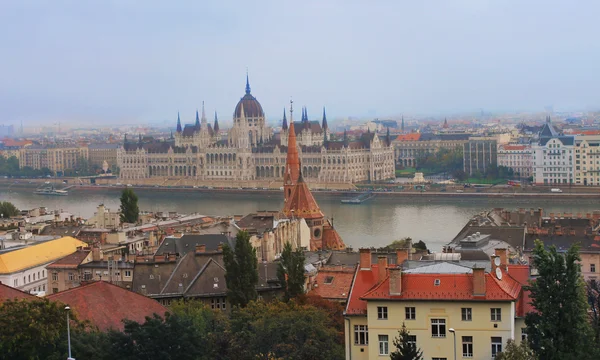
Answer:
top-left (1, 0), bottom-right (600, 127)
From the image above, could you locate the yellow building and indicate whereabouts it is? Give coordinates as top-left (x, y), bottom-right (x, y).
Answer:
top-left (0, 236), bottom-right (89, 294)
top-left (344, 249), bottom-right (531, 360)
top-left (19, 146), bottom-right (88, 174)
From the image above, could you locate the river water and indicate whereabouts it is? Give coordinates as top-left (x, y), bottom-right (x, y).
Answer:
top-left (2, 187), bottom-right (599, 251)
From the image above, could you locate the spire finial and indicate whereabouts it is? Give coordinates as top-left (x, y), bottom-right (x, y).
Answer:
top-left (290, 97), bottom-right (294, 122)
top-left (245, 69), bottom-right (251, 94)
top-left (214, 111), bottom-right (219, 133)
top-left (195, 109), bottom-right (200, 128)
top-left (322, 107), bottom-right (328, 129)
top-left (176, 112), bottom-right (182, 133)
top-left (282, 108), bottom-right (288, 130)
top-left (201, 101), bottom-right (207, 124)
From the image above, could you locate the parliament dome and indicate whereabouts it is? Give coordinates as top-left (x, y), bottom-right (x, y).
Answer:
top-left (234, 75), bottom-right (264, 119)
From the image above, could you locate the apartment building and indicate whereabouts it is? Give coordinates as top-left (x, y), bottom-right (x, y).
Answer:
top-left (532, 121), bottom-right (574, 185)
top-left (19, 146), bottom-right (88, 174)
top-left (497, 144), bottom-right (532, 178)
top-left (574, 135), bottom-right (600, 186)
top-left (393, 133), bottom-right (470, 168)
top-left (344, 248), bottom-right (531, 360)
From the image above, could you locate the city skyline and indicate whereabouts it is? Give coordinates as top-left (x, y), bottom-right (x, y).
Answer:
top-left (1, 1), bottom-right (600, 126)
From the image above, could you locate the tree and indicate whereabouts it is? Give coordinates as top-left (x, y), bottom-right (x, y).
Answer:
top-left (119, 188), bottom-right (139, 224)
top-left (223, 230), bottom-right (258, 308)
top-left (296, 295), bottom-right (345, 345)
top-left (495, 339), bottom-right (537, 360)
top-left (277, 242), bottom-right (306, 301)
top-left (413, 240), bottom-right (427, 251)
top-left (0, 201), bottom-right (20, 217)
top-left (229, 300), bottom-right (344, 360)
top-left (587, 279), bottom-right (600, 343)
top-left (0, 298), bottom-right (72, 360)
top-left (525, 240), bottom-right (596, 360)
top-left (386, 237), bottom-right (413, 250)
top-left (390, 323), bottom-right (423, 360)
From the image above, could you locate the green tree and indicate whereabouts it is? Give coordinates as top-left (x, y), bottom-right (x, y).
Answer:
top-left (169, 299), bottom-right (232, 360)
top-left (587, 279), bottom-right (600, 343)
top-left (0, 298), bottom-right (72, 360)
top-left (119, 188), bottom-right (139, 223)
top-left (495, 339), bottom-right (537, 360)
top-left (277, 242), bottom-right (306, 301)
top-left (229, 300), bottom-right (344, 360)
top-left (390, 323), bottom-right (423, 360)
top-left (223, 230), bottom-right (258, 308)
top-left (0, 201), bottom-right (20, 217)
top-left (386, 237), bottom-right (413, 250)
top-left (525, 240), bottom-right (596, 360)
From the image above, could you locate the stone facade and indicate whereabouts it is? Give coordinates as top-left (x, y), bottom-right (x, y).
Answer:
top-left (532, 119), bottom-right (575, 185)
top-left (117, 77), bottom-right (395, 185)
top-left (19, 146), bottom-right (88, 174)
top-left (393, 133), bottom-right (469, 168)
top-left (574, 135), bottom-right (600, 186)
top-left (497, 144), bottom-right (532, 178)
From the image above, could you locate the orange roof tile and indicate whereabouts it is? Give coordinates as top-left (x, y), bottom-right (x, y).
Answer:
top-left (322, 221), bottom-right (346, 250)
top-left (395, 133), bottom-right (421, 141)
top-left (283, 171), bottom-right (324, 220)
top-left (310, 266), bottom-right (356, 301)
top-left (0, 283), bottom-right (35, 304)
top-left (345, 265), bottom-right (380, 316)
top-left (48, 281), bottom-right (167, 331)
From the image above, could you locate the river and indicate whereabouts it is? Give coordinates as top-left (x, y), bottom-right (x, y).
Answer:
top-left (2, 187), bottom-right (599, 251)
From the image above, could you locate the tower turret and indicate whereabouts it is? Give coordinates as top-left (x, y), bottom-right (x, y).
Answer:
top-left (195, 110), bottom-right (200, 129)
top-left (213, 112), bottom-right (219, 133)
top-left (201, 101), bottom-right (207, 128)
top-left (282, 108), bottom-right (288, 130)
top-left (284, 100), bottom-right (300, 202)
top-left (322, 107), bottom-right (328, 130)
top-left (176, 112), bottom-right (182, 133)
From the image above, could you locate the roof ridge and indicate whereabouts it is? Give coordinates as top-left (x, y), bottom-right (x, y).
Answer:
top-left (47, 280), bottom-right (103, 298)
top-left (184, 257), bottom-right (214, 294)
top-left (160, 252), bottom-right (187, 294)
top-left (343, 264), bottom-right (360, 315)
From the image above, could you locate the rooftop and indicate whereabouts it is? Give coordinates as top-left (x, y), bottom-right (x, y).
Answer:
top-left (46, 249), bottom-right (91, 269)
top-left (309, 265), bottom-right (356, 301)
top-left (47, 281), bottom-right (167, 331)
top-left (0, 282), bottom-right (35, 303)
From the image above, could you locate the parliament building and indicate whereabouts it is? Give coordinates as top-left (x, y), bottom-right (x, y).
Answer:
top-left (117, 76), bottom-right (395, 185)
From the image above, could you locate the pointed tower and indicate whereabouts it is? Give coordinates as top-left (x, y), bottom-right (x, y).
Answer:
top-left (322, 107), bottom-right (328, 130)
top-left (124, 134), bottom-right (128, 146)
top-left (138, 134), bottom-right (143, 148)
top-left (213, 112), bottom-right (219, 134)
top-left (201, 101), bottom-right (207, 128)
top-left (245, 70), bottom-right (251, 95)
top-left (195, 110), bottom-right (200, 129)
top-left (176, 112), bottom-right (182, 133)
top-left (283, 164), bottom-right (325, 250)
top-left (343, 129), bottom-right (348, 146)
top-left (283, 100), bottom-right (300, 202)
top-left (401, 116), bottom-right (405, 133)
top-left (443, 117), bottom-right (449, 129)
top-left (282, 108), bottom-right (288, 130)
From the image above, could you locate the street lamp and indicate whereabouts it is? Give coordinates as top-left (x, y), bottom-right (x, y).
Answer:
top-left (449, 328), bottom-right (457, 360)
top-left (65, 306), bottom-right (75, 360)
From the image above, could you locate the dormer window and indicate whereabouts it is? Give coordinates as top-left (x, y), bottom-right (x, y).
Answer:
top-left (434, 279), bottom-right (441, 286)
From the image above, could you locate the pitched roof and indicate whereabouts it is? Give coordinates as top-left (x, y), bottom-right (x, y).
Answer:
top-left (47, 281), bottom-right (167, 331)
top-left (0, 237), bottom-right (89, 274)
top-left (309, 265), bottom-right (355, 301)
top-left (46, 249), bottom-right (91, 269)
top-left (395, 133), bottom-right (421, 141)
top-left (282, 171), bottom-right (324, 220)
top-left (0, 282), bottom-right (36, 303)
top-left (155, 234), bottom-right (232, 256)
top-left (322, 221), bottom-right (346, 250)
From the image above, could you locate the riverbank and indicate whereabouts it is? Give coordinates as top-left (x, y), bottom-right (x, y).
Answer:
top-left (2, 179), bottom-right (599, 200)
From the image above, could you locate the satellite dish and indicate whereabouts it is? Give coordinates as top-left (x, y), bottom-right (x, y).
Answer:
top-left (495, 267), bottom-right (503, 280)
top-left (494, 257), bottom-right (501, 266)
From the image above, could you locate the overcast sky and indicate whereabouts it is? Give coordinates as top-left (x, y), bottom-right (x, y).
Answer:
top-left (1, 0), bottom-right (599, 127)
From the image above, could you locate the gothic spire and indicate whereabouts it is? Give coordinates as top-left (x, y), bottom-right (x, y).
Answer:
top-left (124, 134), bottom-right (127, 145)
top-left (214, 111), bottom-right (219, 133)
top-left (282, 108), bottom-right (288, 130)
top-left (201, 101), bottom-right (207, 125)
top-left (343, 129), bottom-right (348, 146)
top-left (176, 112), bottom-right (182, 133)
top-left (195, 109), bottom-right (200, 128)
top-left (401, 116), bottom-right (405, 132)
top-left (138, 134), bottom-right (143, 147)
top-left (245, 70), bottom-right (251, 95)
top-left (284, 99), bottom-right (300, 192)
top-left (386, 127), bottom-right (391, 146)
top-left (322, 107), bottom-right (328, 130)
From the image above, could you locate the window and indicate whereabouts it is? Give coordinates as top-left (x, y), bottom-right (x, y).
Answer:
top-left (591, 264), bottom-right (596, 273)
top-left (491, 308), bottom-right (502, 321)
top-left (521, 328), bottom-right (527, 342)
top-left (408, 335), bottom-right (417, 349)
top-left (462, 336), bottom-right (473, 358)
top-left (405, 307), bottom-right (416, 320)
top-left (68, 273), bottom-right (74, 281)
top-left (354, 325), bottom-right (368, 345)
top-left (461, 307), bottom-right (472, 321)
top-left (33, 273), bottom-right (35, 281)
top-left (378, 335), bottom-right (389, 355)
top-left (13, 279), bottom-right (18, 287)
top-left (125, 270), bottom-right (132, 277)
top-left (377, 306), bottom-right (388, 320)
top-left (52, 272), bottom-right (58, 281)
top-left (52, 288), bottom-right (59, 294)
top-left (210, 297), bottom-right (227, 311)
top-left (491, 337), bottom-right (502, 358)
top-left (42, 270), bottom-right (45, 278)
top-left (431, 319), bottom-right (446, 338)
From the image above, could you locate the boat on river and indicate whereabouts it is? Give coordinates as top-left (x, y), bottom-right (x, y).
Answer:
top-left (341, 192), bottom-right (374, 204)
top-left (34, 184), bottom-right (69, 196)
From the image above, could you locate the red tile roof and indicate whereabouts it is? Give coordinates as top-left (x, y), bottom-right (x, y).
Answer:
top-left (500, 145), bottom-right (528, 151)
top-left (46, 249), bottom-right (91, 269)
top-left (0, 283), bottom-right (35, 303)
top-left (310, 265), bottom-right (355, 301)
top-left (507, 264), bottom-right (535, 317)
top-left (47, 281), bottom-right (167, 331)
top-left (322, 221), bottom-right (346, 251)
top-left (346, 264), bottom-right (526, 316)
top-left (395, 133), bottom-right (421, 141)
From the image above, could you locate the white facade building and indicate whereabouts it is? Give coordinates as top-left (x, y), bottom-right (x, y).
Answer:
top-left (497, 144), bottom-right (533, 178)
top-left (574, 135), bottom-right (600, 186)
top-left (532, 121), bottom-right (574, 185)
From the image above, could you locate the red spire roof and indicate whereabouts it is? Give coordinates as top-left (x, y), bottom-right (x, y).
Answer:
top-left (283, 169), bottom-right (324, 220)
top-left (284, 121), bottom-right (300, 187)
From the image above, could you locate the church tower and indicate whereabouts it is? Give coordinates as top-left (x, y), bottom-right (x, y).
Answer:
top-left (283, 100), bottom-right (299, 202)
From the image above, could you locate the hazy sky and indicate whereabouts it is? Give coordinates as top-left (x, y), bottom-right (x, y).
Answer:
top-left (1, 0), bottom-right (599, 127)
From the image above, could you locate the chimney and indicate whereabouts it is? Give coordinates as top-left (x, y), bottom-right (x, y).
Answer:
top-left (92, 246), bottom-right (101, 262)
top-left (377, 256), bottom-right (388, 282)
top-left (396, 249), bottom-right (409, 267)
top-left (195, 244), bottom-right (206, 254)
top-left (359, 248), bottom-right (371, 270)
top-left (495, 248), bottom-right (508, 270)
top-left (217, 243), bottom-right (223, 252)
top-left (472, 268), bottom-right (486, 296)
top-left (389, 267), bottom-right (402, 295)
